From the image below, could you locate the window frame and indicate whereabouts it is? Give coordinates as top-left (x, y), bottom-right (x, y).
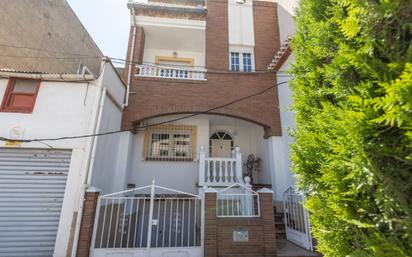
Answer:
top-left (242, 53), bottom-right (252, 72)
top-left (230, 52), bottom-right (240, 71)
top-left (229, 48), bottom-right (255, 72)
top-left (0, 78), bottom-right (41, 113)
top-left (143, 125), bottom-right (197, 162)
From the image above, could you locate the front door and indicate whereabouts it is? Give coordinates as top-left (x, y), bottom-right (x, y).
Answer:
top-left (210, 131), bottom-right (234, 158)
top-left (210, 139), bottom-right (232, 157)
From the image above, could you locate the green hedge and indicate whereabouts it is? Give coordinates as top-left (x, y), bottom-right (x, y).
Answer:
top-left (290, 0), bottom-right (412, 256)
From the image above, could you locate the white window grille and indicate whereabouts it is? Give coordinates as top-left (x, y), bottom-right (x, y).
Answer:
top-left (144, 125), bottom-right (197, 161)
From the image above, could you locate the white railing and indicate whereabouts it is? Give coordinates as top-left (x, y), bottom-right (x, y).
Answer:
top-left (216, 183), bottom-right (260, 218)
top-left (283, 187), bottom-right (313, 251)
top-left (136, 64), bottom-right (206, 80)
top-left (91, 183), bottom-right (202, 253)
top-left (198, 146), bottom-right (243, 187)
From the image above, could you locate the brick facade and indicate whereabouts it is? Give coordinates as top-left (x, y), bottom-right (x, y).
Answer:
top-left (76, 190), bottom-right (100, 257)
top-left (204, 190), bottom-right (276, 257)
top-left (122, 0), bottom-right (282, 137)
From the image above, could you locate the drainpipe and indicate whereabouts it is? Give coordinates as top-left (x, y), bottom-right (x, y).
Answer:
top-left (123, 5), bottom-right (137, 107)
top-left (70, 87), bottom-right (107, 257)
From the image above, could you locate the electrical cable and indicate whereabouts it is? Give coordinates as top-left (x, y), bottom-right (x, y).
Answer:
top-left (0, 81), bottom-right (287, 143)
top-left (0, 43), bottom-right (282, 73)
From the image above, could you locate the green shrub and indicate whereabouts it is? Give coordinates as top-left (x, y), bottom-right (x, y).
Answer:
top-left (290, 0), bottom-right (412, 256)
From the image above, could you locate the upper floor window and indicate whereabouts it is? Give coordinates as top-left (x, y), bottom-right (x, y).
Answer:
top-left (144, 124), bottom-right (197, 161)
top-left (230, 52), bottom-right (240, 71)
top-left (0, 79), bottom-right (40, 113)
top-left (230, 50), bottom-right (254, 72)
top-left (242, 53), bottom-right (252, 72)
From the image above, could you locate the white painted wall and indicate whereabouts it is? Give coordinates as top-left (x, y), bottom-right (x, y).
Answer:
top-left (143, 49), bottom-right (205, 67)
top-left (268, 56), bottom-right (296, 202)
top-left (228, 0), bottom-right (255, 46)
top-left (277, 3), bottom-right (296, 43)
top-left (89, 99), bottom-right (123, 195)
top-left (276, 0), bottom-right (299, 16)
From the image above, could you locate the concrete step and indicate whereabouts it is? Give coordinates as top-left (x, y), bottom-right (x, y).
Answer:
top-left (276, 239), bottom-right (320, 257)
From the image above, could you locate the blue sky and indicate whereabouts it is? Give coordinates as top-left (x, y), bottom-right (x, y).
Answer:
top-left (67, 0), bottom-right (130, 63)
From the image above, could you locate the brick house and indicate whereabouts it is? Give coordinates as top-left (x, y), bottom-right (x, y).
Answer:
top-left (0, 0), bottom-right (318, 257)
top-left (81, 1), bottom-right (318, 257)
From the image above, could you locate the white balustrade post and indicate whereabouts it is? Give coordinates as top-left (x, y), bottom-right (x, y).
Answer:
top-left (235, 147), bottom-right (243, 183)
top-left (198, 146), bottom-right (206, 187)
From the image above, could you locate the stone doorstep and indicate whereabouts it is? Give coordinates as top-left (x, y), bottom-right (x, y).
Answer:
top-left (276, 239), bottom-right (321, 257)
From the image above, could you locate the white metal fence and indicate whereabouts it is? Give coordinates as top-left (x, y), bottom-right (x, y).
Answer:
top-left (283, 187), bottom-right (313, 251)
top-left (91, 183), bottom-right (202, 255)
top-left (136, 64), bottom-right (206, 80)
top-left (216, 183), bottom-right (260, 218)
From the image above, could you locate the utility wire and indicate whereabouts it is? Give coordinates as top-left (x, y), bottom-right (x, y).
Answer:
top-left (0, 81), bottom-right (287, 143)
top-left (0, 43), bottom-right (281, 73)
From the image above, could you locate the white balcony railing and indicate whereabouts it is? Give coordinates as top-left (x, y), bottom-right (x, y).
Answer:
top-left (198, 146), bottom-right (243, 187)
top-left (136, 64), bottom-right (206, 80)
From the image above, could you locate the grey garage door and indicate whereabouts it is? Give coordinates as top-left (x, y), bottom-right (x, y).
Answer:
top-left (0, 148), bottom-right (72, 257)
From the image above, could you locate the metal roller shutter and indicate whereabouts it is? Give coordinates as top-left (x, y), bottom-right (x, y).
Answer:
top-left (0, 148), bottom-right (72, 257)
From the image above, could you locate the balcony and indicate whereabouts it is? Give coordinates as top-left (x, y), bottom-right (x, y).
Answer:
top-left (198, 146), bottom-right (244, 187)
top-left (136, 64), bottom-right (206, 80)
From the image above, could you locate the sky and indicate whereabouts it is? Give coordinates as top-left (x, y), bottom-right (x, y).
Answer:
top-left (67, 0), bottom-right (130, 64)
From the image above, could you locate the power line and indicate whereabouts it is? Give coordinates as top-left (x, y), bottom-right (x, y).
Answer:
top-left (0, 81), bottom-right (287, 143)
top-left (0, 43), bottom-right (280, 73)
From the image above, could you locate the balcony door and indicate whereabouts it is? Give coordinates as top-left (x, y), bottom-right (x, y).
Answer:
top-left (209, 131), bottom-right (233, 158)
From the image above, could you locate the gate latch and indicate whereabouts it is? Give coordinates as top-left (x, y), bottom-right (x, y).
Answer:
top-left (152, 219), bottom-right (158, 226)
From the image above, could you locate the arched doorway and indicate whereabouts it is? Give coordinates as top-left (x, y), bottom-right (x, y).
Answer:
top-left (209, 131), bottom-right (234, 157)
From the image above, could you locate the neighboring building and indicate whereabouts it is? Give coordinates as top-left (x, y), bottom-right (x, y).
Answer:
top-left (0, 1), bottom-right (125, 257)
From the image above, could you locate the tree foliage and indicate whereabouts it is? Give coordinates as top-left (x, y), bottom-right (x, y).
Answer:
top-left (290, 0), bottom-right (412, 256)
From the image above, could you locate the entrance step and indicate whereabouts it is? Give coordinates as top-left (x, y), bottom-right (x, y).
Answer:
top-left (276, 239), bottom-right (321, 257)
top-left (274, 206), bottom-right (286, 239)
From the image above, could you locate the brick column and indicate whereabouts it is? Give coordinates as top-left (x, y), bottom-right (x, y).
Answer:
top-left (76, 187), bottom-right (101, 257)
top-left (258, 188), bottom-right (277, 257)
top-left (204, 188), bottom-right (218, 257)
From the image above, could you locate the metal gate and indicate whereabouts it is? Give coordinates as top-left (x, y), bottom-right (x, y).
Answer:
top-left (0, 148), bottom-right (72, 257)
top-left (90, 182), bottom-right (203, 257)
top-left (283, 187), bottom-right (313, 251)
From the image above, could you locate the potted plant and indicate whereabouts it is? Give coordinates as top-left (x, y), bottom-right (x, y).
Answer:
top-left (244, 154), bottom-right (261, 184)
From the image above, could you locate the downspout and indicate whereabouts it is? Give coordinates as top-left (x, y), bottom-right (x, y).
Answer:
top-left (70, 86), bottom-right (107, 257)
top-left (123, 5), bottom-right (137, 107)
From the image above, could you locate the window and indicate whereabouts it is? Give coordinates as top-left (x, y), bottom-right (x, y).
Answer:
top-left (230, 52), bottom-right (240, 71)
top-left (144, 125), bottom-right (197, 161)
top-left (156, 56), bottom-right (194, 79)
top-left (242, 53), bottom-right (252, 72)
top-left (0, 79), bottom-right (40, 113)
top-left (230, 51), bottom-right (254, 72)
